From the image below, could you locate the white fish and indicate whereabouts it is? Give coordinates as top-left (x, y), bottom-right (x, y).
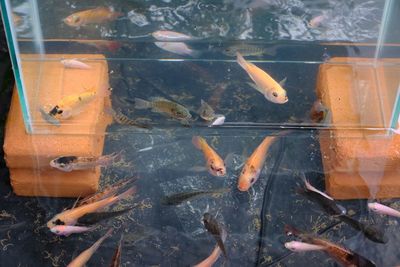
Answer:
top-left (308, 14), bottom-right (327, 28)
top-left (285, 241), bottom-right (325, 252)
top-left (155, 42), bottom-right (199, 57)
top-left (61, 59), bottom-right (91, 69)
top-left (236, 52), bottom-right (288, 104)
top-left (210, 115), bottom-right (225, 127)
top-left (50, 225), bottom-right (95, 236)
top-left (368, 202), bottom-right (400, 218)
top-left (152, 30), bottom-right (198, 41)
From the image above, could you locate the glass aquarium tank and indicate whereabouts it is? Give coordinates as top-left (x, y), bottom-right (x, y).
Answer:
top-left (0, 0), bottom-right (399, 266)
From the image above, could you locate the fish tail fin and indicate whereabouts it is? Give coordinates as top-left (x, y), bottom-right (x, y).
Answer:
top-left (236, 52), bottom-right (248, 70)
top-left (116, 186), bottom-right (136, 201)
top-left (192, 136), bottom-right (206, 150)
top-left (92, 228), bottom-right (113, 251)
top-left (134, 98), bottom-right (151, 109)
top-left (189, 49), bottom-right (201, 58)
top-left (97, 150), bottom-right (124, 166)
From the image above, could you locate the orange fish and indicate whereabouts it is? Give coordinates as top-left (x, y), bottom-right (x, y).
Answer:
top-left (67, 228), bottom-right (113, 267)
top-left (236, 52), bottom-right (288, 104)
top-left (47, 187), bottom-right (135, 228)
top-left (192, 136), bottom-right (226, 177)
top-left (63, 7), bottom-right (123, 28)
top-left (237, 136), bottom-right (277, 191)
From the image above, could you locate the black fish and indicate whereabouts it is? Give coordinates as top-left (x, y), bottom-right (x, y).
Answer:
top-left (285, 225), bottom-right (376, 267)
top-left (161, 188), bottom-right (230, 205)
top-left (299, 187), bottom-right (346, 216)
top-left (0, 222), bottom-right (26, 232)
top-left (77, 205), bottom-right (137, 225)
top-left (338, 215), bottom-right (387, 244)
top-left (203, 213), bottom-right (228, 258)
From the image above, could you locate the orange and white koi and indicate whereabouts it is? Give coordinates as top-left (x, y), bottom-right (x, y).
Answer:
top-left (47, 187), bottom-right (136, 228)
top-left (50, 151), bottom-right (123, 172)
top-left (67, 229), bottom-right (113, 267)
top-left (236, 52), bottom-right (288, 104)
top-left (61, 59), bottom-right (91, 69)
top-left (50, 225), bottom-right (95, 236)
top-left (192, 136), bottom-right (226, 177)
top-left (237, 136), bottom-right (277, 191)
top-left (368, 202), bottom-right (400, 218)
top-left (63, 7), bottom-right (123, 28)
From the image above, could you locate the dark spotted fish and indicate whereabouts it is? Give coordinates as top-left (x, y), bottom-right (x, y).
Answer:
top-left (203, 213), bottom-right (228, 258)
top-left (223, 43), bottom-right (276, 57)
top-left (133, 97), bottom-right (192, 125)
top-left (105, 107), bottom-right (152, 129)
top-left (161, 188), bottom-right (230, 205)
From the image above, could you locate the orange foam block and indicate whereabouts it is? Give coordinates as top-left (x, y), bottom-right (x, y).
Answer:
top-left (317, 57), bottom-right (400, 199)
top-left (3, 54), bottom-right (111, 197)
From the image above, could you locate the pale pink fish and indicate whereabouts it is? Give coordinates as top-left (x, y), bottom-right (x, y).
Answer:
top-left (152, 30), bottom-right (199, 41)
top-left (50, 225), bottom-right (95, 236)
top-left (303, 178), bottom-right (333, 201)
top-left (308, 14), bottom-right (327, 28)
top-left (285, 241), bottom-right (325, 252)
top-left (61, 59), bottom-right (91, 69)
top-left (154, 42), bottom-right (199, 57)
top-left (368, 202), bottom-right (400, 218)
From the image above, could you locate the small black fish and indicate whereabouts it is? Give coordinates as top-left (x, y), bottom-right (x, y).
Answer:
top-left (299, 188), bottom-right (346, 216)
top-left (203, 213), bottom-right (228, 258)
top-left (77, 205), bottom-right (137, 225)
top-left (161, 188), bottom-right (230, 205)
top-left (338, 215), bottom-right (387, 244)
top-left (298, 177), bottom-right (346, 216)
top-left (0, 222), bottom-right (26, 232)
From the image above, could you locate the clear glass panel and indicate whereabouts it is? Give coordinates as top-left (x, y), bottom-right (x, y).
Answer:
top-left (2, 0), bottom-right (399, 133)
top-left (1, 1), bottom-right (400, 267)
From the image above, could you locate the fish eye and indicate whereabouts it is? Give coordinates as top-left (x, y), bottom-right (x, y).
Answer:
top-left (272, 92), bottom-right (278, 97)
top-left (57, 109), bottom-right (63, 114)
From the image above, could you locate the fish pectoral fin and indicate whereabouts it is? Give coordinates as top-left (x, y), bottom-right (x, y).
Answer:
top-left (189, 166), bottom-right (208, 172)
top-left (246, 82), bottom-right (265, 95)
top-left (279, 77), bottom-right (287, 87)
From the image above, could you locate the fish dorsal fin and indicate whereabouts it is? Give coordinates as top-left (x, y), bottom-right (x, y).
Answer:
top-left (246, 82), bottom-right (265, 95)
top-left (71, 194), bottom-right (81, 209)
top-left (279, 77), bottom-right (287, 87)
